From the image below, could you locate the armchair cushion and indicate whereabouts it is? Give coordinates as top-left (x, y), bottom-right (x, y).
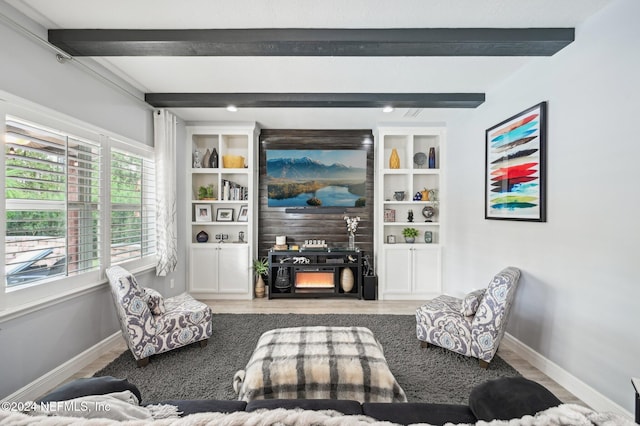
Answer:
top-left (143, 288), bottom-right (165, 316)
top-left (461, 289), bottom-right (485, 316)
top-left (154, 293), bottom-right (211, 337)
top-left (416, 295), bottom-right (473, 354)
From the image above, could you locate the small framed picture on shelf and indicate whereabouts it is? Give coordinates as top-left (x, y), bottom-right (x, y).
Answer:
top-left (195, 204), bottom-right (211, 222)
top-left (384, 208), bottom-right (396, 223)
top-left (237, 205), bottom-right (249, 222)
top-left (216, 208), bottom-right (234, 222)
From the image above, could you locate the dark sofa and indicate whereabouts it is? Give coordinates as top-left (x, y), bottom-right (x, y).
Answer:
top-left (37, 376), bottom-right (563, 425)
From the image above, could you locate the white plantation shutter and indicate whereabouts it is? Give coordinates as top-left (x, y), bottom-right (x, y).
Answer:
top-left (4, 117), bottom-right (101, 287)
top-left (110, 147), bottom-right (156, 264)
top-left (66, 137), bottom-right (101, 275)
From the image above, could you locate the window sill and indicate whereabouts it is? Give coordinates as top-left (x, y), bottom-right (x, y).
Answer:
top-left (0, 264), bottom-right (156, 323)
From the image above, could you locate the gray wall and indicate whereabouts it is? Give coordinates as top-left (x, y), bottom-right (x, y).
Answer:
top-left (0, 4), bottom-right (186, 398)
top-left (443, 0), bottom-right (639, 414)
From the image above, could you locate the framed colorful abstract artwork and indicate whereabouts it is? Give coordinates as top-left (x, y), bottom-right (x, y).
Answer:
top-left (485, 102), bottom-right (547, 222)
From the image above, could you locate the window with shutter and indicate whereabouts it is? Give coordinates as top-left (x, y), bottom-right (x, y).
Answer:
top-left (4, 117), bottom-right (101, 288)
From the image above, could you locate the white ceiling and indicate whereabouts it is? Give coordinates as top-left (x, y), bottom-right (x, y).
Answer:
top-left (7, 0), bottom-right (613, 128)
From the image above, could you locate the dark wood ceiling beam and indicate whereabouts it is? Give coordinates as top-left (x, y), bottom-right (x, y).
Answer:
top-left (48, 28), bottom-right (574, 57)
top-left (143, 93), bottom-right (485, 108)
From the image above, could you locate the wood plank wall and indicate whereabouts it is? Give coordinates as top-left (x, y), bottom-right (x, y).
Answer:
top-left (258, 129), bottom-right (375, 262)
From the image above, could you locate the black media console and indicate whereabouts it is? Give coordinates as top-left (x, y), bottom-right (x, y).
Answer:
top-left (267, 249), bottom-right (362, 299)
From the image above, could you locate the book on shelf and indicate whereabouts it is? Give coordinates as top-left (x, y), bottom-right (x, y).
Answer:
top-left (222, 179), bottom-right (248, 201)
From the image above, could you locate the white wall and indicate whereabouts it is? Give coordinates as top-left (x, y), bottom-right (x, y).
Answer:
top-left (444, 0), bottom-right (639, 414)
top-left (0, 4), bottom-right (152, 144)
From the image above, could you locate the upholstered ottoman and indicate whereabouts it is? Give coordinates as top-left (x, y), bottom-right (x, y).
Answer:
top-left (233, 326), bottom-right (407, 403)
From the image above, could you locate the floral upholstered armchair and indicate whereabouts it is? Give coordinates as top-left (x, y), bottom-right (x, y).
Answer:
top-left (416, 267), bottom-right (521, 368)
top-left (106, 266), bottom-right (213, 367)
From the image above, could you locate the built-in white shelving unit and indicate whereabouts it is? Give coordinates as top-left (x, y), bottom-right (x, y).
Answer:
top-left (186, 123), bottom-right (258, 299)
top-left (376, 126), bottom-right (445, 300)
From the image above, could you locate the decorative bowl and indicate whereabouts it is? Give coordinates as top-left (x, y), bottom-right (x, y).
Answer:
top-left (222, 155), bottom-right (245, 168)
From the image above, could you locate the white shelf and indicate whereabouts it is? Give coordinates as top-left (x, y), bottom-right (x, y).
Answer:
top-left (383, 201), bottom-right (438, 205)
top-left (383, 243), bottom-right (441, 248)
top-left (192, 200), bottom-right (248, 204)
top-left (191, 168), bottom-right (249, 174)
top-left (191, 168), bottom-right (219, 174)
top-left (384, 222), bottom-right (440, 226)
top-left (382, 168), bottom-right (440, 175)
top-left (190, 242), bottom-right (249, 246)
top-left (191, 221), bottom-right (248, 226)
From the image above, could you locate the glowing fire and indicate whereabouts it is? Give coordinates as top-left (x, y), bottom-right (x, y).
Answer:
top-left (295, 272), bottom-right (334, 288)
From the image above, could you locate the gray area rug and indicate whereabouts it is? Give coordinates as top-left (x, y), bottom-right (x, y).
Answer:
top-left (95, 314), bottom-right (520, 404)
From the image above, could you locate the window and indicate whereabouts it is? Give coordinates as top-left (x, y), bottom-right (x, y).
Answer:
top-left (3, 112), bottom-right (156, 302)
top-left (4, 118), bottom-right (101, 287)
top-left (110, 147), bottom-right (156, 265)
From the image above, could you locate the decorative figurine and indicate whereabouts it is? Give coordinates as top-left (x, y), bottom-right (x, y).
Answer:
top-left (422, 206), bottom-right (435, 222)
top-left (407, 209), bottom-right (414, 223)
top-left (193, 149), bottom-right (202, 168)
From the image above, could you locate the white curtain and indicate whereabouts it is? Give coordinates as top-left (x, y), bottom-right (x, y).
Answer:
top-left (154, 109), bottom-right (178, 276)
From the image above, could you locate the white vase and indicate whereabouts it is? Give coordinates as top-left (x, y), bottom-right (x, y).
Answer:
top-left (340, 267), bottom-right (354, 293)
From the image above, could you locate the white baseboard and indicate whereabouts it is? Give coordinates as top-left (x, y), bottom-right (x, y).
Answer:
top-left (2, 332), bottom-right (123, 403)
top-left (503, 333), bottom-right (632, 419)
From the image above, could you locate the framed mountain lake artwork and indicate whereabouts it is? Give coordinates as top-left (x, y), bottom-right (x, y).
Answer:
top-left (266, 149), bottom-right (367, 209)
top-left (485, 102), bottom-right (547, 222)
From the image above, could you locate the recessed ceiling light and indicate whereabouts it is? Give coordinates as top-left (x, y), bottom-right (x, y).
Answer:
top-left (226, 105), bottom-right (238, 112)
top-left (382, 106), bottom-right (394, 113)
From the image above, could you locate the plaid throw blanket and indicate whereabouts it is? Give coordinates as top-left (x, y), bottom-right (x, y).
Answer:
top-left (233, 326), bottom-right (407, 403)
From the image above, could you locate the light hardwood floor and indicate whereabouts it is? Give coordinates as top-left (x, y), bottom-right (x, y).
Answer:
top-left (65, 299), bottom-right (585, 407)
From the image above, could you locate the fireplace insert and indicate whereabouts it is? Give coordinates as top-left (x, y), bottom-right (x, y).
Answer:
top-left (293, 267), bottom-right (337, 292)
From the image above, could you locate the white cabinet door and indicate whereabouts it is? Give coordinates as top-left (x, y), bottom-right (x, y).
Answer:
top-left (217, 244), bottom-right (250, 293)
top-left (381, 246), bottom-right (412, 296)
top-left (412, 246), bottom-right (441, 298)
top-left (189, 246), bottom-right (218, 293)
top-left (189, 244), bottom-right (251, 296)
top-left (381, 245), bottom-right (441, 299)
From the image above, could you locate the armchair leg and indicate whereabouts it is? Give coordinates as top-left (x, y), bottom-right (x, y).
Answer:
top-left (478, 359), bottom-right (490, 369)
top-left (137, 357), bottom-right (150, 367)
top-left (420, 341), bottom-right (429, 349)
top-left (199, 339), bottom-right (208, 348)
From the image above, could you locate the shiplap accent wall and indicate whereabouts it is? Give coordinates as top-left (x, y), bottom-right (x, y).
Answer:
top-left (257, 129), bottom-right (374, 262)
